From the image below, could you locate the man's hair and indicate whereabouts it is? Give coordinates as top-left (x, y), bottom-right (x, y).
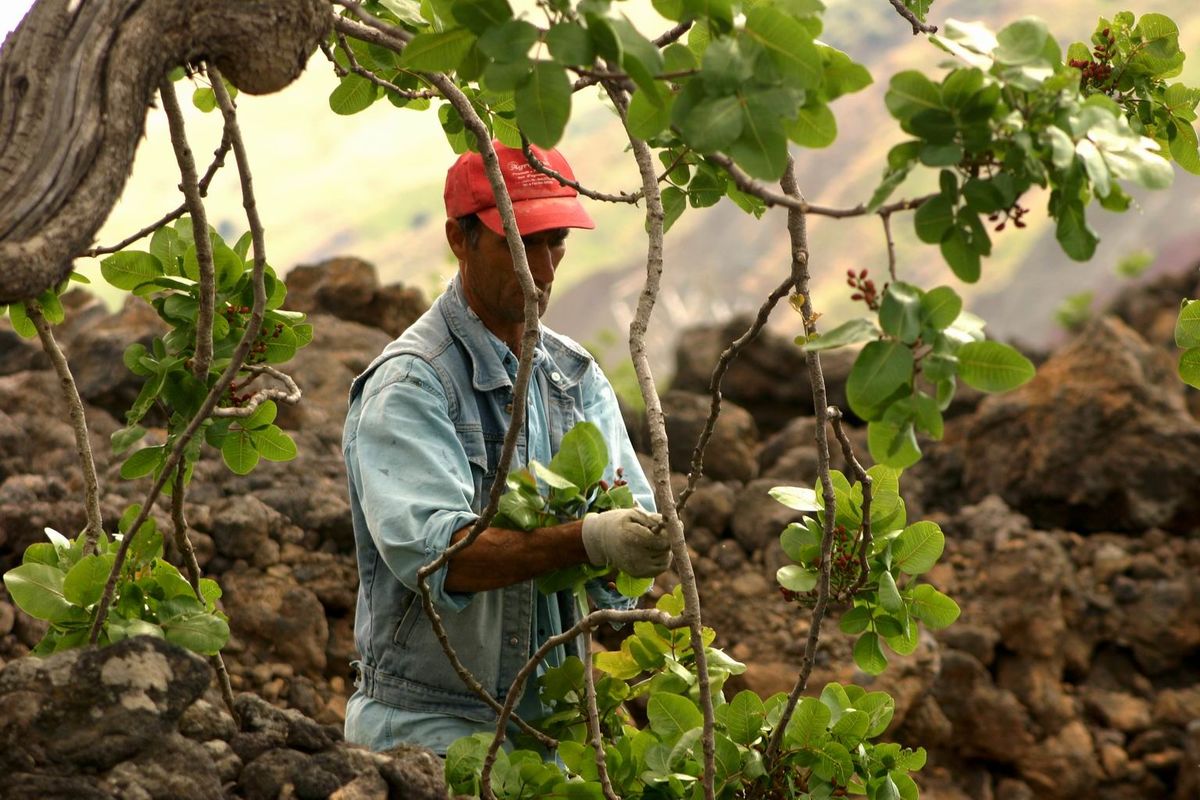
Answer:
top-left (457, 213), bottom-right (483, 249)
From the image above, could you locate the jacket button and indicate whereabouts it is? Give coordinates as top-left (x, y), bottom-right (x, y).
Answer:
top-left (550, 371), bottom-right (562, 382)
top-left (508, 635), bottom-right (519, 646)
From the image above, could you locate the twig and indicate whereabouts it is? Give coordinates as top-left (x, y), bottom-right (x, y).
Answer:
top-left (654, 20), bottom-right (693, 47)
top-left (330, 13), bottom-right (410, 54)
top-left (25, 302), bottom-right (103, 556)
top-left (881, 212), bottom-right (898, 282)
top-left (331, 0), bottom-right (414, 43)
top-left (521, 139), bottom-right (642, 204)
top-left (324, 34), bottom-right (438, 100)
top-left (676, 274), bottom-right (794, 514)
top-left (607, 79), bottom-right (716, 800)
top-left (582, 628), bottom-right (619, 800)
top-left (159, 79), bottom-right (216, 380)
top-left (211, 364), bottom-right (302, 418)
top-left (708, 152), bottom-right (934, 218)
top-left (888, 0), bottom-right (938, 35)
top-left (764, 159), bottom-right (837, 767)
top-left (479, 608), bottom-right (681, 791)
top-left (829, 410), bottom-right (873, 597)
top-left (88, 64), bottom-right (271, 644)
top-left (414, 72), bottom-right (554, 753)
top-left (81, 133), bottom-right (232, 258)
top-left (170, 466), bottom-right (238, 722)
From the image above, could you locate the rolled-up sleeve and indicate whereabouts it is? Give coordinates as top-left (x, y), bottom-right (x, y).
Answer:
top-left (348, 356), bottom-right (478, 613)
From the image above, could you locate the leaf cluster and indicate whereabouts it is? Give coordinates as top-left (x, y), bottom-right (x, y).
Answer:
top-left (2, 514), bottom-right (229, 657)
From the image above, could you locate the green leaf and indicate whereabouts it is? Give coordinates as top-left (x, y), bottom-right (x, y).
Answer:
top-left (120, 445), bottom-right (165, 480)
top-left (249, 425), bottom-right (298, 462)
top-left (3, 563), bottom-right (75, 622)
top-left (892, 521), bottom-right (944, 575)
top-left (127, 519), bottom-right (163, 568)
top-left (451, 0), bottom-right (512, 35)
top-left (1168, 117), bottom-right (1200, 175)
top-left (913, 195), bottom-right (954, 245)
top-left (769, 485), bottom-right (820, 512)
top-left (661, 186), bottom-right (686, 233)
top-left (62, 554), bottom-right (111, 607)
top-left (626, 87), bottom-right (671, 141)
top-left (610, 17), bottom-right (665, 105)
top-left (241, 399), bottom-right (277, 430)
top-left (1176, 302), bottom-right (1200, 347)
top-left (730, 96), bottom-right (789, 180)
top-left (616, 572), bottom-right (654, 598)
top-left (723, 690), bottom-right (766, 746)
top-left (787, 103), bottom-right (837, 148)
top-left (919, 286), bottom-right (962, 331)
top-left (743, 6), bottom-right (822, 89)
top-left (678, 94), bottom-right (744, 153)
top-left (329, 74), bottom-right (379, 116)
top-left (548, 421), bottom-right (607, 490)
top-left (648, 694), bottom-right (704, 743)
top-left (885, 71), bottom-right (942, 121)
top-left (993, 18), bottom-right (1050, 66)
top-left (400, 27), bottom-right (476, 71)
top-left (908, 583), bottom-right (960, 629)
top-left (879, 282), bottom-right (922, 344)
top-left (799, 317), bottom-right (880, 352)
top-left (846, 341), bottom-right (914, 421)
top-left (1178, 348), bottom-right (1200, 388)
top-left (867, 419), bottom-right (921, 470)
top-left (515, 61), bottom-right (572, 148)
top-left (161, 612), bottom-right (229, 655)
top-left (853, 632), bottom-right (888, 675)
top-left (101, 251), bottom-right (163, 291)
top-left (7, 303), bottom-right (37, 339)
top-left (1055, 199), bottom-right (1098, 261)
top-left (221, 429), bottom-right (260, 475)
top-left (777, 564), bottom-right (818, 592)
top-left (956, 341), bottom-right (1035, 392)
top-left (940, 227), bottom-right (982, 283)
top-left (546, 21), bottom-right (594, 66)
top-left (878, 570), bottom-right (903, 613)
top-left (786, 696), bottom-right (831, 747)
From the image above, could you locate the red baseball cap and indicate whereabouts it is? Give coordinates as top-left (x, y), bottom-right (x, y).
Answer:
top-left (444, 141), bottom-right (595, 236)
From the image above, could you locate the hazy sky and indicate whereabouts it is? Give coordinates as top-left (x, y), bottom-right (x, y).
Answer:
top-left (2, 4), bottom-right (32, 39)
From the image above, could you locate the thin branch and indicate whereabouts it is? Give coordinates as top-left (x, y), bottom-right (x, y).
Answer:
top-left (331, 0), bottom-right (414, 43)
top-left (830, 410), bottom-right (873, 598)
top-left (479, 608), bottom-right (681, 793)
top-left (159, 79), bottom-right (216, 380)
top-left (521, 140), bottom-right (642, 204)
top-left (881, 211), bottom-right (898, 282)
top-left (81, 133), bottom-right (233, 258)
top-left (25, 302), bottom-right (103, 556)
top-left (331, 13), bottom-right (410, 54)
top-left (211, 364), bottom-right (302, 418)
top-left (171, 466), bottom-right (238, 722)
top-left (89, 64), bottom-right (271, 645)
top-left (607, 79), bottom-right (716, 800)
top-left (413, 72), bottom-right (554, 752)
top-left (765, 159), bottom-right (838, 767)
top-left (888, 0), bottom-right (938, 35)
top-left (654, 20), bottom-right (693, 47)
top-left (707, 152), bottom-right (934, 218)
top-left (324, 35), bottom-right (438, 100)
top-left (676, 274), bottom-right (794, 514)
top-left (582, 629), bottom-right (619, 800)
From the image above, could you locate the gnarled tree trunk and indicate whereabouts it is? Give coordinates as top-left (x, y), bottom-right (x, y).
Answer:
top-left (0, 0), bottom-right (331, 303)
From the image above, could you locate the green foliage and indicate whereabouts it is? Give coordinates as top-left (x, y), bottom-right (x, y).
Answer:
top-left (2, 521), bottom-right (228, 656)
top-left (1054, 291), bottom-right (1094, 332)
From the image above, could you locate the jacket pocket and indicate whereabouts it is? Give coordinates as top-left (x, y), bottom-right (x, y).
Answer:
top-left (391, 593), bottom-right (421, 647)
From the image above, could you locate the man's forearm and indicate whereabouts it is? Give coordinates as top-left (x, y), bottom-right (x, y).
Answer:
top-left (443, 519), bottom-right (589, 593)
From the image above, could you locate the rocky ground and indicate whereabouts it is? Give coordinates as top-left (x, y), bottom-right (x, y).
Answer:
top-left (1, 256), bottom-right (1198, 798)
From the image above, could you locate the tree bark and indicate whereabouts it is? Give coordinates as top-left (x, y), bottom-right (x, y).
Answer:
top-left (0, 0), bottom-right (330, 303)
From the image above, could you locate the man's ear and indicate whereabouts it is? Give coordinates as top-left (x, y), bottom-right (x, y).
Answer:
top-left (446, 218), bottom-right (467, 262)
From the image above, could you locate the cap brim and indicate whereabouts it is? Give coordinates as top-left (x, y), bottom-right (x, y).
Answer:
top-left (477, 196), bottom-right (596, 236)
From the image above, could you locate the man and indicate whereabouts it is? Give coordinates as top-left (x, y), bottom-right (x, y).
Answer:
top-left (342, 141), bottom-right (671, 754)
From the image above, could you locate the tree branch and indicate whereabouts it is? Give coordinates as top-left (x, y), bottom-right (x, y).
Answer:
top-left (888, 0), bottom-right (938, 35)
top-left (330, 0), bottom-right (414, 44)
top-left (607, 79), bottom-right (716, 800)
top-left (882, 210), bottom-right (898, 282)
top-left (582, 628), bottom-right (620, 800)
top-left (521, 140), bottom-right (643, 205)
top-left (830, 410), bottom-right (874, 598)
top-left (25, 301), bottom-right (104, 556)
top-left (330, 13), bottom-right (410, 54)
top-left (159, 78), bottom-right (216, 380)
top-left (323, 34), bottom-right (437, 100)
top-left (765, 159), bottom-right (838, 766)
top-left (211, 364), bottom-right (302, 418)
top-left (0, 0), bottom-right (330, 303)
top-left (676, 274), bottom-right (795, 514)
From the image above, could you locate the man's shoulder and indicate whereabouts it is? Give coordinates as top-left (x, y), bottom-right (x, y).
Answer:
top-left (540, 325), bottom-right (595, 379)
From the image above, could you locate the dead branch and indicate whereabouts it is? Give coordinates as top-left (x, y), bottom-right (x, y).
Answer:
top-left (889, 0), bottom-right (938, 35)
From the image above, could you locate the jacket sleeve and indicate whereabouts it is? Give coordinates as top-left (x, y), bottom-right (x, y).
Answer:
top-left (345, 355), bottom-right (479, 613)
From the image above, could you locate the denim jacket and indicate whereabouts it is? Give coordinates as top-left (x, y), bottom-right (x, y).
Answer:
top-left (342, 276), bottom-right (653, 723)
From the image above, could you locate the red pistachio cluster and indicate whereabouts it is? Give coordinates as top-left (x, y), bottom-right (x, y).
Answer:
top-left (987, 201), bottom-right (1029, 232)
top-left (846, 268), bottom-right (884, 311)
top-left (779, 524), bottom-right (863, 606)
top-left (1069, 28), bottom-right (1116, 90)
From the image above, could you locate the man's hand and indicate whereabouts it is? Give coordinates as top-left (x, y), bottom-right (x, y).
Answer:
top-left (581, 509), bottom-right (671, 578)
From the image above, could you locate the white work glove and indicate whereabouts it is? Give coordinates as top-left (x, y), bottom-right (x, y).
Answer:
top-left (581, 508), bottom-right (670, 578)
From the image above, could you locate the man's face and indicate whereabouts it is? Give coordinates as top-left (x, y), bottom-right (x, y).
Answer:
top-left (448, 220), bottom-right (569, 327)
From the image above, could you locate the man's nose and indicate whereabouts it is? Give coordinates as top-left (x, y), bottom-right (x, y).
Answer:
top-left (525, 242), bottom-right (555, 283)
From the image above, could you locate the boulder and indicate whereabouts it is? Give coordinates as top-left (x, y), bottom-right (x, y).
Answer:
top-left (221, 569), bottom-right (330, 677)
top-left (285, 257), bottom-right (428, 339)
top-left (730, 478), bottom-right (807, 553)
top-left (658, 389), bottom-right (759, 483)
top-left (962, 316), bottom-right (1200, 532)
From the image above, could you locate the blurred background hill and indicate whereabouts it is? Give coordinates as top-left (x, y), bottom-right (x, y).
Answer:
top-left (6, 0), bottom-right (1200, 373)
